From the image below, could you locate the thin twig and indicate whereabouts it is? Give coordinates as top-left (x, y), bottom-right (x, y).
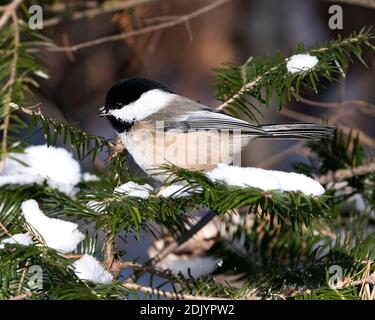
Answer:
top-left (293, 93), bottom-right (375, 110)
top-left (30, 0), bottom-right (232, 53)
top-left (280, 108), bottom-right (375, 148)
top-left (318, 162), bottom-right (375, 184)
top-left (9, 102), bottom-right (116, 149)
top-left (216, 68), bottom-right (278, 111)
top-left (43, 0), bottom-right (163, 28)
top-left (17, 267), bottom-right (27, 295)
top-left (295, 94), bottom-right (375, 118)
top-left (0, 221), bottom-right (12, 237)
top-left (7, 292), bottom-right (33, 300)
top-left (103, 231), bottom-right (116, 270)
top-left (63, 254), bottom-right (82, 260)
top-left (0, 0), bottom-right (22, 31)
top-left (343, 271), bottom-right (375, 287)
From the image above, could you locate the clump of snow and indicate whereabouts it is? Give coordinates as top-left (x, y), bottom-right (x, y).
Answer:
top-left (82, 172), bottom-right (100, 182)
top-left (286, 53), bottom-right (319, 74)
top-left (206, 163), bottom-right (325, 196)
top-left (72, 254), bottom-right (113, 284)
top-left (115, 181), bottom-right (153, 199)
top-left (157, 254), bottom-right (219, 278)
top-left (0, 145), bottom-right (82, 196)
top-left (158, 184), bottom-right (201, 198)
top-left (21, 200), bottom-right (84, 253)
top-left (0, 233), bottom-right (33, 249)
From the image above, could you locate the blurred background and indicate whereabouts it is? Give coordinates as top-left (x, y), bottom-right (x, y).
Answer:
top-left (30, 0), bottom-right (375, 172)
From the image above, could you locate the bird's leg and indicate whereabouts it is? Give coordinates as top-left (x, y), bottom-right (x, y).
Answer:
top-left (108, 134), bottom-right (126, 161)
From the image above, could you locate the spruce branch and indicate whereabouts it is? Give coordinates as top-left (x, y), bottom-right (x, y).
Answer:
top-left (9, 102), bottom-right (114, 160)
top-left (215, 28), bottom-right (374, 120)
top-left (0, 12), bottom-right (19, 171)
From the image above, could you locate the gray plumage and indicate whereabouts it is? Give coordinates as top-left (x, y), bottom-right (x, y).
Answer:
top-left (155, 95), bottom-right (334, 140)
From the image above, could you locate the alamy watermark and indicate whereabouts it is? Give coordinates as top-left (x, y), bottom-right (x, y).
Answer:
top-left (328, 5), bottom-right (343, 30)
top-left (28, 5), bottom-right (43, 30)
top-left (27, 265), bottom-right (43, 290)
top-left (328, 264), bottom-right (344, 289)
top-left (0, 265), bottom-right (43, 293)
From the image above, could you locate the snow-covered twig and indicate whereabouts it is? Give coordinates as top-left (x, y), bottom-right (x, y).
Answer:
top-left (0, 233), bottom-right (32, 249)
top-left (21, 200), bottom-right (84, 253)
top-left (207, 163), bottom-right (325, 196)
top-left (72, 254), bottom-right (113, 284)
top-left (0, 145), bottom-right (83, 196)
top-left (286, 54), bottom-right (319, 74)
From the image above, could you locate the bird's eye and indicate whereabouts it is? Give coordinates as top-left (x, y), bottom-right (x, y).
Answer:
top-left (115, 102), bottom-right (123, 109)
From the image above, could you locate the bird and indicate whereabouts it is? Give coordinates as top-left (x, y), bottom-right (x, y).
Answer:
top-left (99, 77), bottom-right (334, 179)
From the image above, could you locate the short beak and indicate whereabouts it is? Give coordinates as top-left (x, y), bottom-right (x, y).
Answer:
top-left (97, 106), bottom-right (108, 118)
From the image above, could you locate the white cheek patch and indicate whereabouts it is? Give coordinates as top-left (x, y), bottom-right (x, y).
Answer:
top-left (109, 89), bottom-right (175, 122)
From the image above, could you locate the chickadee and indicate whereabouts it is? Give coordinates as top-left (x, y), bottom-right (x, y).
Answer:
top-left (99, 77), bottom-right (334, 178)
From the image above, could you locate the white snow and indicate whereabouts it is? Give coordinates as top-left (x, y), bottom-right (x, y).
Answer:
top-left (206, 163), bottom-right (325, 196)
top-left (155, 254), bottom-right (219, 278)
top-left (286, 53), bottom-right (319, 74)
top-left (72, 254), bottom-right (113, 284)
top-left (0, 233), bottom-right (33, 249)
top-left (108, 89), bottom-right (175, 122)
top-left (159, 184), bottom-right (202, 198)
top-left (0, 145), bottom-right (82, 196)
top-left (21, 199), bottom-right (84, 253)
top-left (115, 181), bottom-right (153, 199)
top-left (82, 172), bottom-right (100, 182)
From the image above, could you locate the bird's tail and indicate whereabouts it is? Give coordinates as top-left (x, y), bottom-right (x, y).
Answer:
top-left (259, 123), bottom-right (335, 139)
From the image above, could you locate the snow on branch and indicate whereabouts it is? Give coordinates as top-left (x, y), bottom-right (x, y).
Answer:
top-left (206, 163), bottom-right (325, 196)
top-left (115, 181), bottom-right (153, 199)
top-left (0, 145), bottom-right (100, 196)
top-left (215, 29), bottom-right (374, 118)
top-left (0, 145), bottom-right (80, 196)
top-left (159, 184), bottom-right (203, 198)
top-left (72, 254), bottom-right (113, 284)
top-left (21, 200), bottom-right (84, 253)
top-left (0, 233), bottom-right (33, 249)
top-left (286, 54), bottom-right (319, 74)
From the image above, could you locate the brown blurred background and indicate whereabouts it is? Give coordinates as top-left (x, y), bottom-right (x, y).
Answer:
top-left (29, 0), bottom-right (375, 171)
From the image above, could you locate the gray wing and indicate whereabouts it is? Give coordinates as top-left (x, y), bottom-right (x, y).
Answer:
top-left (156, 96), bottom-right (267, 135)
